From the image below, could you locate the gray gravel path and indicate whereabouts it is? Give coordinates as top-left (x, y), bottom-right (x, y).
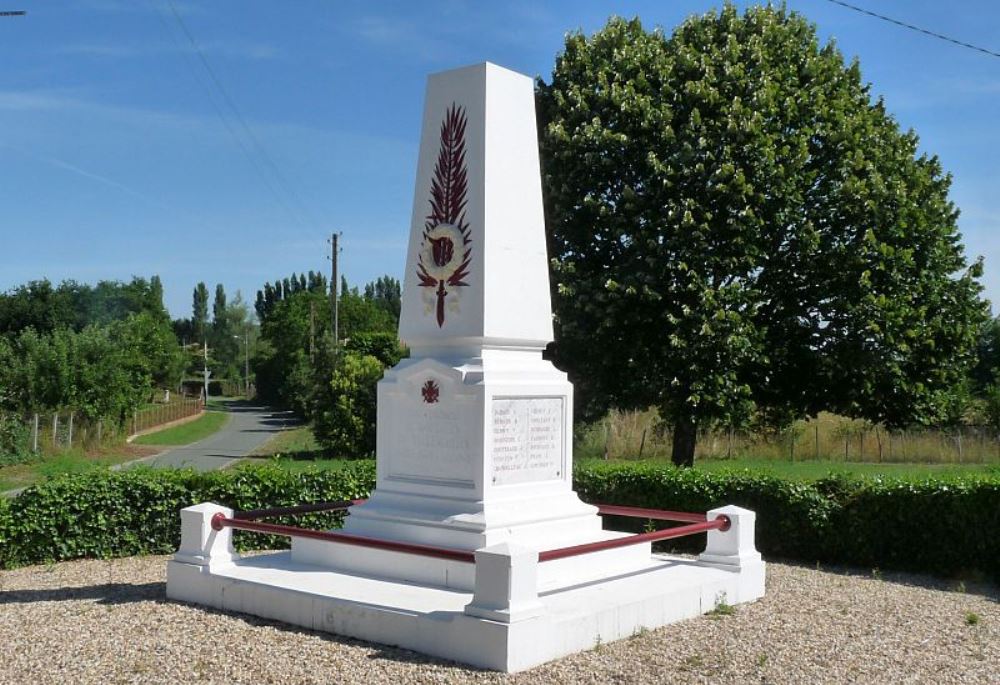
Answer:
top-left (133, 402), bottom-right (296, 472)
top-left (0, 555), bottom-right (995, 684)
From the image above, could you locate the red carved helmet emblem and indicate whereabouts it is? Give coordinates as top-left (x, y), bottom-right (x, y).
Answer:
top-left (421, 379), bottom-right (440, 404)
top-left (430, 236), bottom-right (454, 268)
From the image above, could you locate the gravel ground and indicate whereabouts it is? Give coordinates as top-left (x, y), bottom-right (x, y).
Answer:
top-left (0, 555), bottom-right (995, 684)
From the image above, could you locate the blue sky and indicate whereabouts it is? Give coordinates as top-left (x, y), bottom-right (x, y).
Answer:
top-left (1, 1), bottom-right (998, 318)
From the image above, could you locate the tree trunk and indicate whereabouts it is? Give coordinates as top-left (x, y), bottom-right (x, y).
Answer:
top-left (671, 416), bottom-right (697, 467)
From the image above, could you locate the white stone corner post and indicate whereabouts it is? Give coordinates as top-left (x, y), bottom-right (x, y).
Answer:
top-left (698, 505), bottom-right (765, 602)
top-left (464, 542), bottom-right (544, 623)
top-left (173, 502), bottom-right (237, 568)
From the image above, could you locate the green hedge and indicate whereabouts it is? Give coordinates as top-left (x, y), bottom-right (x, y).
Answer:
top-left (0, 461), bottom-right (996, 581)
top-left (0, 462), bottom-right (375, 568)
top-left (575, 462), bottom-right (1000, 580)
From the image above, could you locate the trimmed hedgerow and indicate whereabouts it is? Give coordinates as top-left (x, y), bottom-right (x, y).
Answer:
top-left (0, 462), bottom-right (375, 568)
top-left (0, 460), bottom-right (996, 580)
top-left (575, 462), bottom-right (999, 580)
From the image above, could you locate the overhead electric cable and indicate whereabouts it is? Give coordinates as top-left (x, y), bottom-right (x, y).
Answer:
top-left (150, 0), bottom-right (322, 236)
top-left (164, 0), bottom-right (321, 231)
top-left (147, 2), bottom-right (301, 233)
top-left (823, 0), bottom-right (1000, 59)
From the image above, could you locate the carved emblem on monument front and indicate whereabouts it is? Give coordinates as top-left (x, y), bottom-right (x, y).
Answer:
top-left (416, 103), bottom-right (472, 327)
top-left (421, 379), bottom-right (440, 404)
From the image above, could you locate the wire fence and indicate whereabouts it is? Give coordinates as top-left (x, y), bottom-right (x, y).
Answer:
top-left (21, 396), bottom-right (203, 452)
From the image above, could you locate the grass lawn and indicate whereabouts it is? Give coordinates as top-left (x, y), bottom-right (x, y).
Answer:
top-left (576, 457), bottom-right (997, 481)
top-left (0, 445), bottom-right (156, 492)
top-left (132, 411), bottom-right (229, 446)
top-left (240, 425), bottom-right (356, 472)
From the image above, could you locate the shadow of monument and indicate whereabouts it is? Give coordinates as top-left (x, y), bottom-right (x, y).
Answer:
top-left (0, 581), bottom-right (166, 606)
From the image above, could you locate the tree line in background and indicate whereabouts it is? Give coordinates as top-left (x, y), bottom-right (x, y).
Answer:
top-left (0, 277), bottom-right (185, 457)
top-left (173, 280), bottom-right (255, 389)
top-left (4, 5), bottom-right (1000, 472)
top-left (538, 5), bottom-right (991, 466)
top-left (250, 271), bottom-right (403, 457)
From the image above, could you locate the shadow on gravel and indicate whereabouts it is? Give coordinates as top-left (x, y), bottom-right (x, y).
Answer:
top-left (1, 581), bottom-right (166, 605)
top-left (781, 559), bottom-right (999, 602)
top-left (165, 599), bottom-right (489, 673)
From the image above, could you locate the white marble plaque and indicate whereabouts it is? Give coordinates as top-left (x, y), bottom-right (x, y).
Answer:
top-left (387, 399), bottom-right (475, 486)
top-left (491, 397), bottom-right (564, 485)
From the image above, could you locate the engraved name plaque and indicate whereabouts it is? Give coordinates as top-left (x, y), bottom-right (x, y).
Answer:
top-left (491, 396), bottom-right (564, 485)
top-left (387, 401), bottom-right (475, 486)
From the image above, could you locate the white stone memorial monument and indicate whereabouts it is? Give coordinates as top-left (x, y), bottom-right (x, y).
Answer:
top-left (167, 62), bottom-right (765, 672)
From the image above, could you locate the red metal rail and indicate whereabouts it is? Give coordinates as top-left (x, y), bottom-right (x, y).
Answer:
top-left (538, 516), bottom-right (728, 562)
top-left (213, 501), bottom-right (729, 565)
top-left (594, 503), bottom-right (709, 524)
top-left (212, 513), bottom-right (476, 563)
top-left (234, 499), bottom-right (366, 521)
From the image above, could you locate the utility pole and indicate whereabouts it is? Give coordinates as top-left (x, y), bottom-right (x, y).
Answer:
top-left (328, 231), bottom-right (341, 346)
top-left (203, 340), bottom-right (210, 401)
top-left (243, 329), bottom-right (250, 397)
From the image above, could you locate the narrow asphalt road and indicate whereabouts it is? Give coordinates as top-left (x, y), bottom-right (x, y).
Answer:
top-left (132, 401), bottom-right (298, 472)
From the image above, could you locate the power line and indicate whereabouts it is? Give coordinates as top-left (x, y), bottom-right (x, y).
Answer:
top-left (148, 1), bottom-right (301, 232)
top-left (164, 0), bottom-right (321, 231)
top-left (150, 0), bottom-right (322, 236)
top-left (823, 0), bottom-right (1000, 60)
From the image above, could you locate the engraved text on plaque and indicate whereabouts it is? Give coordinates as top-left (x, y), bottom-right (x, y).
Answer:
top-left (491, 397), bottom-right (563, 485)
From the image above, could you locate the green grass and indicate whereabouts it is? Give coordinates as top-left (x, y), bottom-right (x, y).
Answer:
top-left (0, 448), bottom-right (143, 492)
top-left (693, 458), bottom-right (996, 480)
top-left (240, 425), bottom-right (355, 472)
top-left (576, 456), bottom-right (997, 481)
top-left (576, 408), bottom-right (1000, 464)
top-left (132, 411), bottom-right (229, 446)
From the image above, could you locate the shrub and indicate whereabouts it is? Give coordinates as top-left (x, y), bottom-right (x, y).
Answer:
top-left (0, 462), bottom-right (375, 568)
top-left (0, 412), bottom-right (32, 465)
top-left (311, 353), bottom-right (383, 458)
top-left (576, 462), bottom-right (999, 580)
top-left (0, 460), bottom-right (995, 581)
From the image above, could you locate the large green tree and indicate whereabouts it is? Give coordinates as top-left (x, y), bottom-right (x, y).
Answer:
top-left (537, 6), bottom-right (986, 466)
top-left (192, 282), bottom-right (209, 345)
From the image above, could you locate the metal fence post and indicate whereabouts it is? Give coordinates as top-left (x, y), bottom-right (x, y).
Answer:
top-left (32, 413), bottom-right (39, 452)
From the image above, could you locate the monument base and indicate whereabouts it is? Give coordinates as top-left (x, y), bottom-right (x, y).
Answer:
top-left (166, 503), bottom-right (765, 673)
top-left (291, 528), bottom-right (651, 592)
top-left (167, 549), bottom-right (765, 673)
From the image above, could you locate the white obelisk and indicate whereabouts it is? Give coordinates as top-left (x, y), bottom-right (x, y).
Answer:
top-left (171, 64), bottom-right (765, 673)
top-left (340, 63), bottom-right (602, 551)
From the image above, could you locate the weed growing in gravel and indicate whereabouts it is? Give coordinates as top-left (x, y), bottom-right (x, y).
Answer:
top-left (871, 567), bottom-right (883, 581)
top-left (965, 612), bottom-right (981, 626)
top-left (756, 653), bottom-right (769, 668)
top-left (954, 581), bottom-right (967, 594)
top-left (708, 594), bottom-right (736, 618)
top-left (630, 626), bottom-right (650, 640)
top-left (683, 655), bottom-right (705, 670)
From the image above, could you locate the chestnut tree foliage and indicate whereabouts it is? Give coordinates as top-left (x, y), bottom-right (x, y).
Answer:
top-left (537, 6), bottom-right (986, 466)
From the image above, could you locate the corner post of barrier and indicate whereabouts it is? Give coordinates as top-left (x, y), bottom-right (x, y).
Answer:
top-left (464, 542), bottom-right (543, 624)
top-left (698, 505), bottom-right (765, 602)
top-left (173, 502), bottom-right (237, 569)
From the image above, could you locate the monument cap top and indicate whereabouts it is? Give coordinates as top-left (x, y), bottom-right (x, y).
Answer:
top-left (398, 60), bottom-right (554, 356)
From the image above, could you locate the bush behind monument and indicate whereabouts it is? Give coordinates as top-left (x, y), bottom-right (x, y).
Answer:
top-left (0, 461), bottom-right (995, 580)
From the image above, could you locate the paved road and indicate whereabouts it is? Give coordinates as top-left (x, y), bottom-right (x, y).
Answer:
top-left (133, 401), bottom-right (298, 472)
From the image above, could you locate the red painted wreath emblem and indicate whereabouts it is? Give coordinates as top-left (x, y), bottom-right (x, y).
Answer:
top-left (421, 379), bottom-right (440, 404)
top-left (416, 103), bottom-right (472, 327)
